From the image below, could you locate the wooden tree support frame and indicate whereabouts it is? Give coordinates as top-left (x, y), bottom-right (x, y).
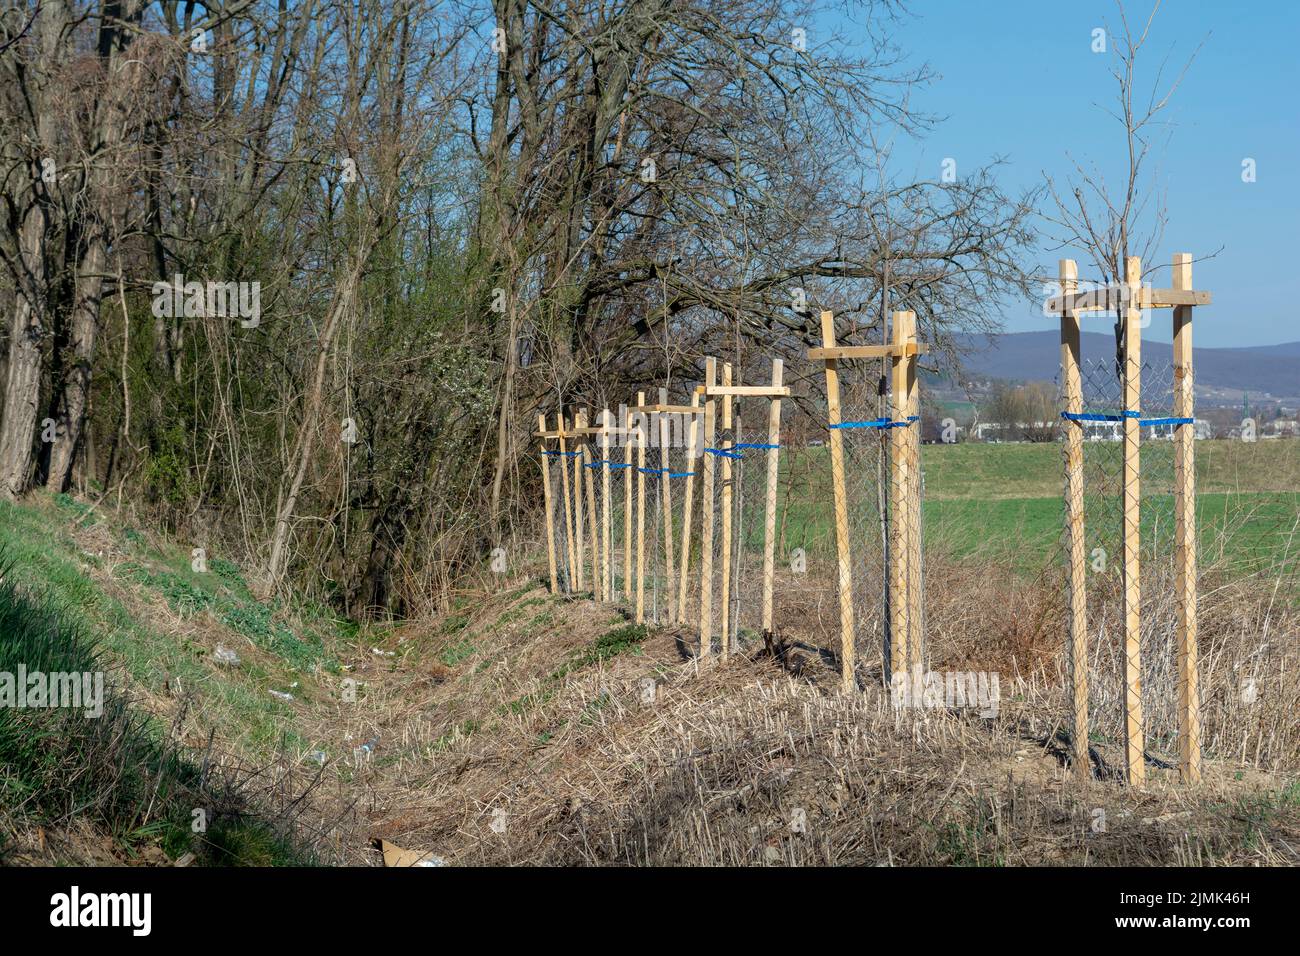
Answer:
top-left (675, 392), bottom-right (704, 624)
top-left (579, 410), bottom-right (601, 602)
top-left (623, 404), bottom-right (634, 601)
top-left (1057, 252), bottom-right (1209, 786)
top-left (698, 360), bottom-right (718, 656)
top-left (658, 388), bottom-right (677, 624)
top-left (600, 409), bottom-right (614, 601)
top-left (761, 360), bottom-right (785, 643)
top-left (810, 310), bottom-right (927, 692)
top-left (635, 392), bottom-right (647, 624)
top-left (558, 415), bottom-right (578, 591)
top-left (691, 358), bottom-right (786, 659)
top-left (1059, 259), bottom-right (1090, 781)
top-left (719, 363), bottom-right (734, 658)
top-left (536, 413), bottom-right (560, 594)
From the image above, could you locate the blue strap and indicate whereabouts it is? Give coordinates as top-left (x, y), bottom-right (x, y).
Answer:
top-left (639, 467), bottom-right (695, 477)
top-left (733, 442), bottom-right (779, 450)
top-left (830, 417), bottom-right (915, 430)
top-left (544, 450), bottom-right (580, 457)
top-left (1062, 411), bottom-right (1191, 427)
top-left (1061, 410), bottom-right (1140, 422)
top-left (829, 418), bottom-right (888, 429)
top-left (705, 447), bottom-right (744, 459)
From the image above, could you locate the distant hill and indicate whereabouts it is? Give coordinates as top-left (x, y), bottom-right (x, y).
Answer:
top-left (952, 331), bottom-right (1300, 401)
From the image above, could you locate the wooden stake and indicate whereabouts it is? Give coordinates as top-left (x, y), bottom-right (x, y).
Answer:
top-left (558, 414), bottom-right (578, 591)
top-left (699, 360), bottom-right (717, 657)
top-left (719, 363), bottom-right (734, 658)
top-left (539, 413), bottom-right (558, 594)
top-left (580, 410), bottom-right (600, 601)
top-left (676, 390), bottom-right (702, 623)
top-left (904, 313), bottom-right (922, 674)
top-left (889, 312), bottom-right (911, 682)
top-left (761, 359), bottom-right (784, 639)
top-left (601, 408), bottom-right (613, 600)
top-left (1122, 255), bottom-right (1146, 786)
top-left (1060, 259), bottom-right (1090, 780)
top-left (820, 313), bottom-right (856, 692)
top-left (572, 410), bottom-right (586, 592)
top-left (624, 404), bottom-right (633, 600)
top-left (659, 388), bottom-right (676, 623)
top-left (1172, 252), bottom-right (1202, 783)
top-left (635, 392), bottom-right (647, 624)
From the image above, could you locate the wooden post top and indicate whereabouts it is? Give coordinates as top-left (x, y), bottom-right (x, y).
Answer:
top-left (808, 310), bottom-right (929, 361)
top-left (1051, 253), bottom-right (1211, 313)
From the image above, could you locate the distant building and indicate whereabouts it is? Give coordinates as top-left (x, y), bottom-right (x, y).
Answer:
top-left (975, 418), bottom-right (1212, 443)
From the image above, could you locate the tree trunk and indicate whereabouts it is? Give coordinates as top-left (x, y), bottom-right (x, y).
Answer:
top-left (0, 205), bottom-right (50, 498)
top-left (46, 236), bottom-right (105, 491)
top-left (267, 248), bottom-right (367, 586)
top-left (0, 0), bottom-right (68, 498)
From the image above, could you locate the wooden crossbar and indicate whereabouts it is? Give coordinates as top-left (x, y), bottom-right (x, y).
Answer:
top-left (1046, 287), bottom-right (1212, 312)
top-left (694, 384), bottom-right (791, 398)
top-left (632, 403), bottom-right (705, 414)
top-left (808, 343), bottom-right (929, 360)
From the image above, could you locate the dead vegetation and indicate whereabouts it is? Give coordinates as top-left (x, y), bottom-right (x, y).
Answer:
top-left (6, 493), bottom-right (1295, 866)
top-left (308, 540), bottom-right (1298, 866)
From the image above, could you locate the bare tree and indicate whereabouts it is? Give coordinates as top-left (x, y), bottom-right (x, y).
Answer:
top-left (1044, 0), bottom-right (1206, 374)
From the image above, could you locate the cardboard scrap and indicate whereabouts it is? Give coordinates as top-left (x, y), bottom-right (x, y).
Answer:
top-left (373, 838), bottom-right (446, 867)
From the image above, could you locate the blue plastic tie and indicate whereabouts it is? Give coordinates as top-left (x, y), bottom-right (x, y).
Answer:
top-left (1062, 410), bottom-right (1189, 427)
top-left (830, 417), bottom-right (914, 430)
top-left (829, 418), bottom-right (888, 430)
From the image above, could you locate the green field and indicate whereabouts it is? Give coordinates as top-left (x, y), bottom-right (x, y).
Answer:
top-left (769, 439), bottom-right (1300, 580)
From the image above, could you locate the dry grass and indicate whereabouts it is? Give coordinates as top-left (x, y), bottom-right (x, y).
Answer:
top-left (295, 539), bottom-right (1298, 866)
top-left (14, 491), bottom-right (1294, 866)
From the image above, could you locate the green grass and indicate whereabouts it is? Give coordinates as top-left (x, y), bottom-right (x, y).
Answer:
top-left (0, 495), bottom-right (346, 756)
top-left (926, 491), bottom-right (1300, 574)
top-left (497, 623), bottom-right (650, 722)
top-left (766, 440), bottom-right (1299, 580)
top-left (922, 438), bottom-right (1300, 499)
top-left (0, 556), bottom-right (309, 865)
top-left (439, 638), bottom-right (476, 667)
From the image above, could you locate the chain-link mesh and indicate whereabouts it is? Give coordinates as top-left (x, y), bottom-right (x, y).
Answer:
top-left (720, 402), bottom-right (775, 648)
top-left (1063, 354), bottom-right (1189, 772)
top-left (698, 416), bottom-right (731, 652)
top-left (769, 439), bottom-right (840, 652)
top-left (638, 438), bottom-right (692, 625)
top-left (836, 369), bottom-right (893, 684)
top-left (544, 448), bottom-right (579, 594)
top-left (601, 449), bottom-right (631, 604)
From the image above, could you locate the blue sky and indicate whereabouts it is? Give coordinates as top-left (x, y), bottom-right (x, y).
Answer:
top-left (834, 0), bottom-right (1299, 347)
